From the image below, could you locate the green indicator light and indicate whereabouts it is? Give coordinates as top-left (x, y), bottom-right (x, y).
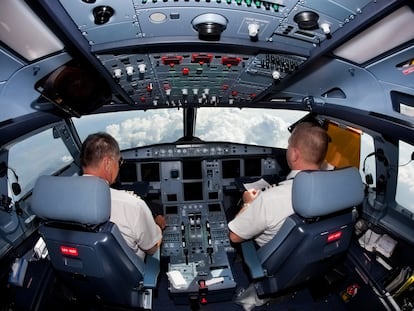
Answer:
top-left (245, 0), bottom-right (252, 6)
top-left (226, 0), bottom-right (231, 3)
top-left (236, 0), bottom-right (242, 4)
top-left (273, 4), bottom-right (279, 12)
top-left (255, 0), bottom-right (261, 8)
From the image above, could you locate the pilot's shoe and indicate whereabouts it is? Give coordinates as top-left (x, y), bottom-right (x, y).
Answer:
top-left (233, 283), bottom-right (269, 311)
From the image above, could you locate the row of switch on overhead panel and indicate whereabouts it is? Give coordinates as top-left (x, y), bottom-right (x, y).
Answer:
top-left (112, 54), bottom-right (243, 78)
top-left (110, 53), bottom-right (303, 86)
top-left (113, 64), bottom-right (147, 78)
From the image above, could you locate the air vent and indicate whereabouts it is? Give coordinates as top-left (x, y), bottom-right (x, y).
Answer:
top-left (93, 6), bottom-right (114, 25)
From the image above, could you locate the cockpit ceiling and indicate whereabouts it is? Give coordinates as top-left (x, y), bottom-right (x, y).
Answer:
top-left (40, 0), bottom-right (375, 109)
top-left (0, 0), bottom-right (407, 120)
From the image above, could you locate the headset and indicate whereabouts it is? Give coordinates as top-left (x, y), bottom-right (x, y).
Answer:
top-left (362, 149), bottom-right (390, 186)
top-left (0, 162), bottom-right (22, 214)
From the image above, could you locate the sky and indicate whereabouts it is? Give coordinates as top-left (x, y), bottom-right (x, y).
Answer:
top-left (75, 108), bottom-right (306, 150)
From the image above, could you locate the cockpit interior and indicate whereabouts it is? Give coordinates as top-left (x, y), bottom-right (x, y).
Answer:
top-left (1, 0), bottom-right (414, 310)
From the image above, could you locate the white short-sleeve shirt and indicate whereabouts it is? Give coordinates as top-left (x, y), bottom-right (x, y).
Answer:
top-left (228, 170), bottom-right (299, 247)
top-left (110, 188), bottom-right (162, 260)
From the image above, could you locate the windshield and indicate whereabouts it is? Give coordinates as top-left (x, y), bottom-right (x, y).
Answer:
top-left (73, 108), bottom-right (307, 149)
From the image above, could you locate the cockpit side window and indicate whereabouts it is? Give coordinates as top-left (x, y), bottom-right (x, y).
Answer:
top-left (0, 127), bottom-right (73, 257)
top-left (7, 128), bottom-right (73, 200)
top-left (395, 140), bottom-right (414, 218)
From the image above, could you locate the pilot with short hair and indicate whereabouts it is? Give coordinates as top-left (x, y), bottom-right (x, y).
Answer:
top-left (228, 122), bottom-right (329, 247)
top-left (80, 132), bottom-right (163, 260)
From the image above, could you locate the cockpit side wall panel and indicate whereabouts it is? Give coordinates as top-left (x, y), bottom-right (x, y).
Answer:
top-left (0, 53), bottom-right (71, 121)
top-left (281, 58), bottom-right (388, 112)
top-left (0, 48), bottom-right (25, 82)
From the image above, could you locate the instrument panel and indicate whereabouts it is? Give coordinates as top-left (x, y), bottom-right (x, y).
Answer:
top-left (118, 141), bottom-right (286, 300)
top-left (120, 142), bottom-right (284, 200)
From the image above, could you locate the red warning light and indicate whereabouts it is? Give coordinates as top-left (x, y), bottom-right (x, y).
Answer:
top-left (60, 245), bottom-right (79, 257)
top-left (327, 231), bottom-right (342, 243)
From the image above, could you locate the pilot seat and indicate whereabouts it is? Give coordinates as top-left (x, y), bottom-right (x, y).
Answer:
top-left (31, 175), bottom-right (159, 310)
top-left (240, 167), bottom-right (364, 300)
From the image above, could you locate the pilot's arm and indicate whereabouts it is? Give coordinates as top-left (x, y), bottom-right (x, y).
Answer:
top-left (229, 230), bottom-right (245, 243)
top-left (143, 237), bottom-right (162, 255)
top-left (228, 190), bottom-right (266, 244)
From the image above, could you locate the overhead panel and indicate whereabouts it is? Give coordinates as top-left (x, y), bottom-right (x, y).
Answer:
top-left (60, 0), bottom-right (141, 45)
top-left (97, 52), bottom-right (306, 106)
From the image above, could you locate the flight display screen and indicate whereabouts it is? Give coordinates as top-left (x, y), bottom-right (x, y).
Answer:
top-left (183, 182), bottom-right (203, 201)
top-left (140, 162), bottom-right (160, 181)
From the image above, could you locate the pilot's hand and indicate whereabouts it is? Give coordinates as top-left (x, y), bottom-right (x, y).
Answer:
top-left (242, 188), bottom-right (259, 204)
top-left (155, 214), bottom-right (167, 230)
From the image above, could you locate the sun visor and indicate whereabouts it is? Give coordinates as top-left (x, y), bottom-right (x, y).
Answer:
top-left (35, 63), bottom-right (112, 117)
top-left (325, 121), bottom-right (361, 169)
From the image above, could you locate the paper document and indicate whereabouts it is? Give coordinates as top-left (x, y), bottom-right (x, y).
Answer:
top-left (243, 178), bottom-right (271, 191)
top-left (166, 270), bottom-right (187, 289)
top-left (358, 229), bottom-right (397, 258)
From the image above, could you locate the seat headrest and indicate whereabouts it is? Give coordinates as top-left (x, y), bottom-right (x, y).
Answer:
top-left (292, 167), bottom-right (364, 218)
top-left (32, 175), bottom-right (111, 224)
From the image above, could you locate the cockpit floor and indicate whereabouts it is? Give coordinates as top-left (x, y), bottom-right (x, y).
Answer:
top-left (11, 251), bottom-right (386, 311)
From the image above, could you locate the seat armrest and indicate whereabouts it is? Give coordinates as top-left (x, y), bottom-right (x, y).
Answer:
top-left (241, 240), bottom-right (266, 279)
top-left (143, 249), bottom-right (160, 288)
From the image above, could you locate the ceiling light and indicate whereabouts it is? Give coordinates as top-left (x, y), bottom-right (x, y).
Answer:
top-left (150, 12), bottom-right (167, 23)
top-left (0, 0), bottom-right (63, 61)
top-left (334, 6), bottom-right (414, 64)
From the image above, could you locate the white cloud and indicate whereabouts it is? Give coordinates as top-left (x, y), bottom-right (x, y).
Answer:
top-left (76, 108), bottom-right (306, 149)
top-left (106, 109), bottom-right (183, 149)
top-left (61, 155), bottom-right (73, 163)
top-left (395, 141), bottom-right (414, 211)
top-left (196, 108), bottom-right (303, 148)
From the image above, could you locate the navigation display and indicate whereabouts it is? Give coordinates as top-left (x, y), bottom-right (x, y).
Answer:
top-left (183, 182), bottom-right (203, 201)
top-left (140, 162), bottom-right (160, 181)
